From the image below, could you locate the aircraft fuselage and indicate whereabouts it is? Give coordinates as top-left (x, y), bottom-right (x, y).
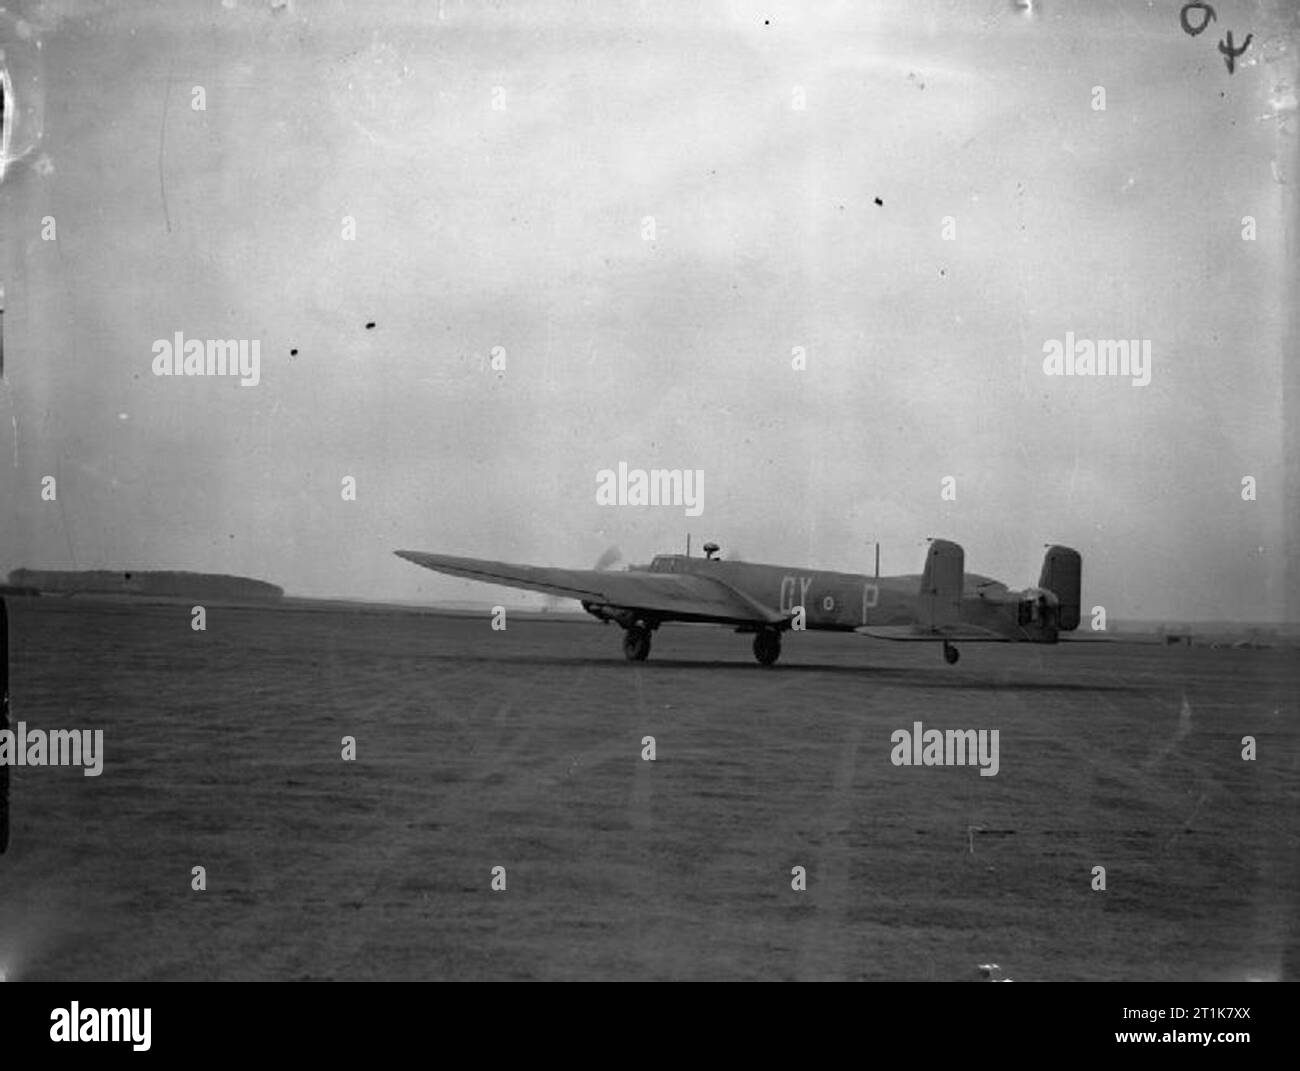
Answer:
top-left (638, 554), bottom-right (1060, 642)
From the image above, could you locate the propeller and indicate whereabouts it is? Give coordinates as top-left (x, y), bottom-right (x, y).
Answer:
top-left (542, 546), bottom-right (622, 609)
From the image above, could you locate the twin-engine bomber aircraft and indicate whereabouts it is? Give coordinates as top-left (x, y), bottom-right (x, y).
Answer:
top-left (395, 539), bottom-right (1083, 667)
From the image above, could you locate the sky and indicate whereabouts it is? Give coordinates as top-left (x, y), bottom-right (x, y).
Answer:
top-left (1, 0), bottom-right (1296, 622)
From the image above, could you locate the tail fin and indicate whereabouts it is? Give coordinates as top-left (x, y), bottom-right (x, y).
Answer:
top-left (919, 539), bottom-right (963, 627)
top-left (1038, 546), bottom-right (1081, 631)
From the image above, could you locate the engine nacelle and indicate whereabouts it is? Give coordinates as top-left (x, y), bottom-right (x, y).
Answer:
top-left (582, 601), bottom-right (639, 629)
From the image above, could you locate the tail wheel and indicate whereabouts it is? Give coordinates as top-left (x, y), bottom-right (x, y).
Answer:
top-left (623, 625), bottom-right (651, 662)
top-left (753, 629), bottom-right (781, 666)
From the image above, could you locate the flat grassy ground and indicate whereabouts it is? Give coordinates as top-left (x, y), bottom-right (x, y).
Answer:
top-left (1, 596), bottom-right (1296, 980)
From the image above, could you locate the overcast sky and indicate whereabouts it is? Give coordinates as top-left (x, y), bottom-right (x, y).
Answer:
top-left (1, 0), bottom-right (1296, 621)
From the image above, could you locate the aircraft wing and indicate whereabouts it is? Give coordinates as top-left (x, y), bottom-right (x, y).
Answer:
top-left (394, 550), bottom-right (785, 625)
top-left (855, 624), bottom-right (1014, 642)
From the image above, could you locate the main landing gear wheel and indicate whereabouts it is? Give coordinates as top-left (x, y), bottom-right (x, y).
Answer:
top-left (753, 629), bottom-right (782, 666)
top-left (943, 641), bottom-right (960, 665)
top-left (623, 625), bottom-right (651, 662)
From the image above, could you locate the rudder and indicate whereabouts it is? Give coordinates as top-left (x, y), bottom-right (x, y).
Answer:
top-left (919, 539), bottom-right (963, 627)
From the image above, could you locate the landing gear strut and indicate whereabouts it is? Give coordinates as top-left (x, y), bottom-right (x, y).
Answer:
top-left (753, 628), bottom-right (782, 666)
top-left (943, 641), bottom-right (960, 665)
top-left (623, 624), bottom-right (652, 662)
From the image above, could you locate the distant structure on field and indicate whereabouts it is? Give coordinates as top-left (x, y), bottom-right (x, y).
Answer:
top-left (6, 569), bottom-right (284, 601)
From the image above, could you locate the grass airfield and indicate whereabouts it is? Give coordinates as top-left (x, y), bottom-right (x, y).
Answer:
top-left (1, 595), bottom-right (1295, 981)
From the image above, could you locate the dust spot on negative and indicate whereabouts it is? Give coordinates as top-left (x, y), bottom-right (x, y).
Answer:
top-left (365, 322), bottom-right (375, 329)
top-left (290, 348), bottom-right (299, 357)
top-left (874, 197), bottom-right (883, 206)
